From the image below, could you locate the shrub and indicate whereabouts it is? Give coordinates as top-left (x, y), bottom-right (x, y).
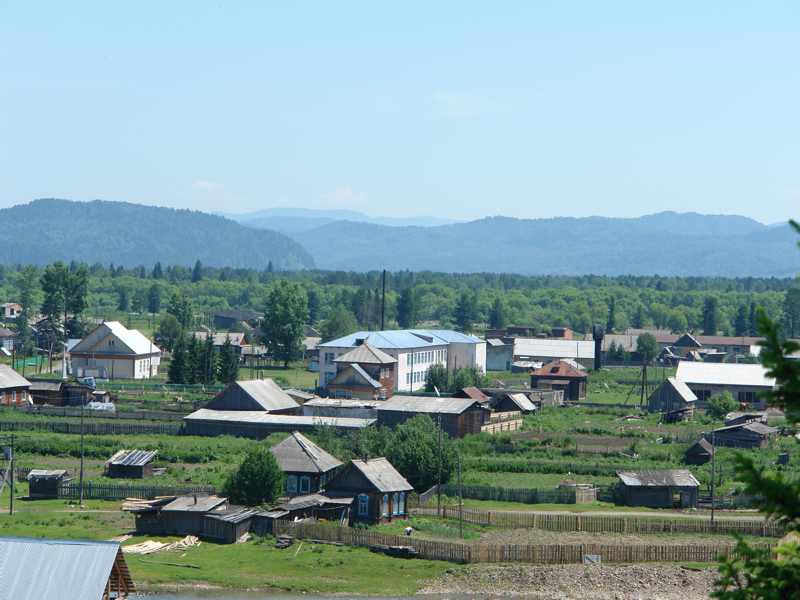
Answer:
top-left (223, 444), bottom-right (283, 506)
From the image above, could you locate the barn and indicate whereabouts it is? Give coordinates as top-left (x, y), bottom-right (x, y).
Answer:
top-left (376, 396), bottom-right (491, 438)
top-left (647, 377), bottom-right (697, 422)
top-left (705, 421), bottom-right (778, 449)
top-left (530, 360), bottom-right (587, 402)
top-left (616, 469), bottom-right (700, 509)
top-left (684, 438), bottom-right (715, 466)
top-left (206, 379), bottom-right (300, 414)
top-left (27, 469), bottom-right (70, 499)
top-left (492, 392), bottom-right (536, 414)
top-left (104, 449), bottom-right (157, 479)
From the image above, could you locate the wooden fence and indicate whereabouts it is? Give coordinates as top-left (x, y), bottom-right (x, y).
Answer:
top-left (272, 520), bottom-right (771, 565)
top-left (57, 482), bottom-right (215, 500)
top-left (423, 484), bottom-right (598, 505)
top-left (20, 405), bottom-right (187, 421)
top-left (0, 419), bottom-right (182, 436)
top-left (412, 506), bottom-right (785, 537)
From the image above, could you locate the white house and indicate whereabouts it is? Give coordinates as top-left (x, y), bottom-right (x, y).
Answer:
top-left (1, 303), bottom-right (22, 320)
top-left (318, 329), bottom-right (486, 393)
top-left (69, 321), bottom-right (161, 380)
top-left (512, 338), bottom-right (596, 370)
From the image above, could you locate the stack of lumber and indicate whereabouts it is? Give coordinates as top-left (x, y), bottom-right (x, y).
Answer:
top-left (123, 535), bottom-right (200, 555)
top-left (275, 534), bottom-right (295, 549)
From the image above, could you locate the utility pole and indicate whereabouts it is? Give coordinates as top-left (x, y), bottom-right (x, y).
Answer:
top-left (710, 429), bottom-right (716, 525)
top-left (9, 434), bottom-right (14, 516)
top-left (79, 389), bottom-right (85, 507)
top-left (380, 269), bottom-right (386, 331)
top-left (437, 413), bottom-right (442, 517)
top-left (2, 434), bottom-right (15, 515)
top-left (457, 452), bottom-right (463, 539)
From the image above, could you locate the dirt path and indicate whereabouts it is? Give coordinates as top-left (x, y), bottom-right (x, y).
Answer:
top-left (419, 563), bottom-right (718, 599)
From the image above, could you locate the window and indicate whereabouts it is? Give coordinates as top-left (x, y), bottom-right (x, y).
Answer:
top-left (286, 475), bottom-right (298, 494)
top-left (738, 391), bottom-right (758, 404)
top-left (392, 493), bottom-right (399, 515)
top-left (381, 494), bottom-right (389, 516)
top-left (325, 352), bottom-right (335, 365)
top-left (300, 476), bottom-right (311, 494)
top-left (358, 494), bottom-right (369, 517)
top-left (398, 492), bottom-right (405, 514)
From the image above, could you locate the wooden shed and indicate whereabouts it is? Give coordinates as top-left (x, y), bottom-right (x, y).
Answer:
top-left (28, 379), bottom-right (95, 406)
top-left (616, 469), bottom-right (700, 509)
top-left (530, 361), bottom-right (587, 402)
top-left (647, 377), bottom-right (697, 422)
top-left (206, 379), bottom-right (300, 414)
top-left (492, 392), bottom-right (536, 414)
top-left (324, 457), bottom-right (413, 524)
top-left (26, 469), bottom-right (70, 499)
top-left (705, 421), bottom-right (778, 449)
top-left (684, 438), bottom-right (715, 466)
top-left (270, 431), bottom-right (343, 496)
top-left (376, 396), bottom-right (491, 438)
top-left (104, 449), bottom-right (157, 479)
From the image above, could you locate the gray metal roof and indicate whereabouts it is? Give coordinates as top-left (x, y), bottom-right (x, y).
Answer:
top-left (304, 398), bottom-right (380, 409)
top-left (270, 431), bottom-right (343, 474)
top-left (664, 377), bottom-right (697, 403)
top-left (0, 536), bottom-right (126, 600)
top-left (675, 361), bottom-right (775, 388)
top-left (377, 395), bottom-right (487, 415)
top-left (617, 469), bottom-right (700, 488)
top-left (351, 457), bottom-right (414, 492)
top-left (205, 506), bottom-right (258, 523)
top-left (0, 364), bottom-right (30, 390)
top-left (711, 421), bottom-right (779, 435)
top-left (162, 494), bottom-right (228, 513)
top-left (27, 469), bottom-right (68, 480)
top-left (285, 388), bottom-right (317, 401)
top-left (106, 448), bottom-right (157, 467)
top-left (235, 379), bottom-right (300, 412)
top-left (505, 393), bottom-right (536, 412)
top-left (334, 343), bottom-right (397, 365)
top-left (184, 409), bottom-right (376, 429)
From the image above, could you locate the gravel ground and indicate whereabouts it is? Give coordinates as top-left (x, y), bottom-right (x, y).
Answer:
top-left (419, 564), bottom-right (718, 599)
top-left (478, 528), bottom-right (741, 546)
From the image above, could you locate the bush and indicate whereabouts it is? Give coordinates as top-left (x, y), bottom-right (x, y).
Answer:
top-left (223, 444), bottom-right (284, 506)
top-left (707, 391), bottom-right (738, 420)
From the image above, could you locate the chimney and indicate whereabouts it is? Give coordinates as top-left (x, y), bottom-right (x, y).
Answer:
top-left (355, 338), bottom-right (365, 346)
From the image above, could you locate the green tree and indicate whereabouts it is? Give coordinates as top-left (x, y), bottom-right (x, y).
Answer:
top-left (451, 367), bottom-right (486, 392)
top-left (167, 292), bottom-right (193, 328)
top-left (168, 334), bottom-right (188, 384)
top-left (384, 415), bottom-right (456, 490)
top-left (13, 266), bottom-right (37, 355)
top-left (707, 391), bottom-right (738, 420)
top-left (131, 289), bottom-right (145, 313)
top-left (489, 297), bottom-right (507, 330)
top-left (320, 305), bottom-right (358, 343)
top-left (703, 296), bottom-right (719, 335)
top-left (199, 335), bottom-right (217, 384)
top-left (397, 288), bottom-right (419, 329)
top-left (185, 335), bottom-right (201, 385)
top-left (151, 262), bottom-right (163, 279)
top-left (223, 444), bottom-right (284, 506)
top-left (782, 287), bottom-right (800, 338)
top-left (606, 297), bottom-right (617, 333)
top-left (307, 287), bottom-right (321, 325)
top-left (424, 364), bottom-right (449, 393)
top-left (632, 304), bottom-right (646, 329)
top-left (636, 333), bottom-right (658, 364)
top-left (216, 335), bottom-right (240, 383)
top-left (156, 313), bottom-right (182, 352)
top-left (191, 259), bottom-right (203, 283)
top-left (40, 262), bottom-right (88, 338)
top-left (116, 286), bottom-right (130, 312)
top-left (454, 290), bottom-right (478, 332)
top-left (734, 305), bottom-right (749, 337)
top-left (262, 281), bottom-right (308, 366)
top-left (667, 309), bottom-right (688, 333)
top-left (748, 302), bottom-right (758, 336)
top-left (147, 283), bottom-right (162, 314)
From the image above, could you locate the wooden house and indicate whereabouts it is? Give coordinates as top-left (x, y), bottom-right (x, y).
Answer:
top-left (376, 396), bottom-right (491, 438)
top-left (684, 439), bottom-right (715, 466)
top-left (326, 343), bottom-right (397, 400)
top-left (104, 449), bottom-right (157, 479)
top-left (616, 469), bottom-right (699, 509)
top-left (27, 469), bottom-right (70, 499)
top-left (530, 360), bottom-right (587, 401)
top-left (270, 431), bottom-right (343, 496)
top-left (0, 364), bottom-right (31, 407)
top-left (647, 377), bottom-right (697, 422)
top-left (324, 457), bottom-right (413, 524)
top-left (705, 421), bottom-right (778, 449)
top-left (0, 536), bottom-right (134, 599)
top-left (492, 392), bottom-right (536, 414)
top-left (0, 326), bottom-right (17, 351)
top-left (206, 379), bottom-right (300, 414)
top-left (28, 379), bottom-right (95, 406)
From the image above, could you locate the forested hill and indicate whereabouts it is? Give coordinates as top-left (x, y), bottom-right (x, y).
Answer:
top-left (293, 213), bottom-right (797, 277)
top-left (0, 199), bottom-right (314, 269)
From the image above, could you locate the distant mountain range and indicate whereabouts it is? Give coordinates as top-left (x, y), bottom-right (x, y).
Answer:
top-left (1, 200), bottom-right (796, 276)
top-left (0, 199), bottom-right (313, 269)
top-left (224, 207), bottom-right (460, 234)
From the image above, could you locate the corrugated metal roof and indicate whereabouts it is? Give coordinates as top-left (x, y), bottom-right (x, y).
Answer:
top-left (350, 457), bottom-right (413, 492)
top-left (107, 448), bottom-right (157, 466)
top-left (205, 506), bottom-right (258, 523)
top-left (617, 469), bottom-right (700, 487)
top-left (162, 494), bottom-right (228, 513)
top-left (377, 395), bottom-right (487, 415)
top-left (270, 431), bottom-right (343, 474)
top-left (285, 388), bottom-right (317, 401)
top-left (234, 379), bottom-right (300, 412)
top-left (304, 398), bottom-right (380, 409)
top-left (334, 343), bottom-right (397, 365)
top-left (505, 393), bottom-right (536, 412)
top-left (345, 364), bottom-right (382, 388)
top-left (711, 421), bottom-right (778, 435)
top-left (664, 377), bottom-right (697, 403)
top-left (513, 338), bottom-right (595, 360)
top-left (319, 329), bottom-right (482, 349)
top-left (70, 321), bottom-right (160, 356)
top-left (485, 338), bottom-right (506, 347)
top-left (676, 362), bottom-right (775, 388)
top-left (0, 364), bottom-right (30, 390)
top-left (184, 409), bottom-right (375, 429)
top-left (0, 537), bottom-right (128, 600)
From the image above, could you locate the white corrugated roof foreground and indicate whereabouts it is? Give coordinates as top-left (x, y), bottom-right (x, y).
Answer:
top-left (676, 361), bottom-right (775, 388)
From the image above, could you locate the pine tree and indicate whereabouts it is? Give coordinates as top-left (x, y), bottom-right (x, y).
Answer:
top-left (168, 334), bottom-right (188, 384)
top-left (185, 335), bottom-right (200, 384)
top-left (192, 260), bottom-right (203, 283)
top-left (606, 297), bottom-right (617, 333)
top-left (116, 287), bottom-right (130, 311)
top-left (748, 302), bottom-right (758, 336)
top-left (307, 287), bottom-right (320, 325)
top-left (702, 297), bottom-right (719, 335)
top-left (734, 304), bottom-right (749, 336)
top-left (147, 283), bottom-right (162, 314)
top-left (200, 335), bottom-right (217, 384)
top-left (454, 291), bottom-right (478, 332)
top-left (216, 336), bottom-right (239, 384)
top-left (397, 288), bottom-right (418, 329)
top-left (488, 297), bottom-right (506, 330)
top-left (632, 304), bottom-right (645, 329)
top-left (152, 262), bottom-right (163, 279)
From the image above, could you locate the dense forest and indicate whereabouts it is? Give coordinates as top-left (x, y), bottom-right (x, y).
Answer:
top-left (1, 262), bottom-right (797, 340)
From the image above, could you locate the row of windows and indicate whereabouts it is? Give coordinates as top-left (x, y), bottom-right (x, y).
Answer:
top-left (357, 492), bottom-right (406, 517)
top-left (286, 474), bottom-right (312, 495)
top-left (405, 369), bottom-right (428, 385)
top-left (406, 349), bottom-right (446, 366)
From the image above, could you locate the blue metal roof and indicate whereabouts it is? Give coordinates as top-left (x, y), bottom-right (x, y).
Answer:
top-left (319, 329), bottom-right (481, 349)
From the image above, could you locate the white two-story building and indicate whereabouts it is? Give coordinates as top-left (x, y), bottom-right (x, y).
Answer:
top-left (318, 329), bottom-right (486, 393)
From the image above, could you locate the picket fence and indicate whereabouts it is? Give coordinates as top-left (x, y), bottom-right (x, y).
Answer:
top-left (428, 483), bottom-right (598, 505)
top-left (0, 419), bottom-right (182, 436)
top-left (271, 520), bottom-right (770, 565)
top-left (412, 506), bottom-right (785, 537)
top-left (57, 482), bottom-right (215, 500)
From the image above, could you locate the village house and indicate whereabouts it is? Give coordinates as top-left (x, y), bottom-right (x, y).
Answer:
top-left (26, 469), bottom-right (71, 499)
top-left (684, 438), bottom-right (715, 466)
top-left (318, 329), bottom-right (486, 393)
top-left (183, 409), bottom-right (376, 438)
top-left (1, 302), bottom-right (22, 320)
top-left (376, 395), bottom-right (491, 438)
top-left (104, 449), bottom-right (157, 479)
top-left (616, 469), bottom-right (700, 509)
top-left (530, 360), bottom-right (588, 401)
top-left (206, 379), bottom-right (300, 414)
top-left (324, 457), bottom-right (414, 524)
top-left (69, 321), bottom-right (161, 380)
top-left (270, 431), bottom-right (343, 496)
top-left (647, 377), bottom-right (697, 422)
top-left (675, 361), bottom-right (775, 408)
top-left (0, 537), bottom-right (134, 599)
top-left (0, 326), bottom-right (17, 351)
top-left (212, 308), bottom-right (262, 330)
top-left (28, 379), bottom-right (95, 406)
top-left (604, 329), bottom-right (765, 361)
top-left (704, 421), bottom-right (778, 449)
top-left (0, 364), bottom-right (31, 407)
top-left (325, 342), bottom-right (397, 400)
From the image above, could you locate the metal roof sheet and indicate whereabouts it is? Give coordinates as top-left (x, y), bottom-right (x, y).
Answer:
top-left (107, 448), bottom-right (157, 467)
top-left (334, 343), bottom-right (397, 365)
top-left (319, 329), bottom-right (481, 349)
top-left (377, 395), bottom-right (487, 415)
top-left (513, 338), bottom-right (595, 360)
top-left (0, 537), bottom-right (127, 600)
top-left (184, 409), bottom-right (375, 429)
top-left (0, 364), bottom-right (30, 390)
top-left (676, 362), bottom-right (775, 388)
top-left (711, 421), bottom-right (779, 435)
top-left (70, 321), bottom-right (160, 356)
top-left (617, 469), bottom-right (700, 487)
top-left (505, 393), bottom-right (536, 412)
top-left (27, 469), bottom-right (68, 480)
top-left (350, 457), bottom-right (413, 492)
top-left (270, 431), bottom-right (343, 474)
top-left (233, 379), bottom-right (300, 412)
top-left (162, 494), bottom-right (228, 513)
top-left (665, 377), bottom-right (698, 403)
top-left (342, 363), bottom-right (382, 388)
top-left (304, 398), bottom-right (380, 409)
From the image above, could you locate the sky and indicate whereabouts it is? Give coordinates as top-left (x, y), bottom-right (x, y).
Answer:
top-left (0, 2), bottom-right (798, 223)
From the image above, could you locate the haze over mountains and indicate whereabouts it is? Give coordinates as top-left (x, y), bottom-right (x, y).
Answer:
top-left (1, 199), bottom-right (796, 277)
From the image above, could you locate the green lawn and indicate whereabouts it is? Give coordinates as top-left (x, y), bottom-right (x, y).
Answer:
top-left (374, 515), bottom-right (488, 540)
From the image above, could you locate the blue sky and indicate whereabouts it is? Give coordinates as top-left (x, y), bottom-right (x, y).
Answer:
top-left (1, 2), bottom-right (797, 222)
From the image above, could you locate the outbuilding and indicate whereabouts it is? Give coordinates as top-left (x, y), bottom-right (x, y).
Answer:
top-left (492, 392), bottom-right (536, 414)
top-left (647, 377), bottom-right (697, 422)
top-left (206, 379), bottom-right (300, 414)
top-left (616, 469), bottom-right (700, 509)
top-left (705, 421), bottom-right (778, 449)
top-left (27, 469), bottom-right (70, 499)
top-left (530, 360), bottom-right (587, 402)
top-left (376, 396), bottom-right (491, 438)
top-left (104, 449), bottom-right (157, 479)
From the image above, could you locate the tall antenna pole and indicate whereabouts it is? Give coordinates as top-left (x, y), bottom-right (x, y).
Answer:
top-left (437, 413), bottom-right (442, 517)
top-left (380, 269), bottom-right (386, 331)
